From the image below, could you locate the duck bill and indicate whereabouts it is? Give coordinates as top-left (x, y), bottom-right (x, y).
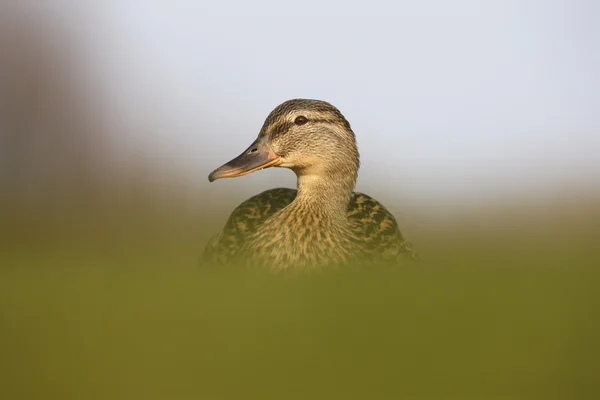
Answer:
top-left (208, 136), bottom-right (282, 182)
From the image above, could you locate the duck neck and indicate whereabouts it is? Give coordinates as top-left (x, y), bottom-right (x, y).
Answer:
top-left (292, 170), bottom-right (356, 225)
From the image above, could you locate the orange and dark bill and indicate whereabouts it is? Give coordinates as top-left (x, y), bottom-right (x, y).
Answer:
top-left (208, 135), bottom-right (282, 182)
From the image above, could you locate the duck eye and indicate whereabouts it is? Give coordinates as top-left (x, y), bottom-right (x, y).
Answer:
top-left (294, 116), bottom-right (308, 125)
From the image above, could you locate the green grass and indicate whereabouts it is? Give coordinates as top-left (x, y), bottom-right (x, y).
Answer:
top-left (1, 259), bottom-right (598, 399)
top-left (1, 195), bottom-right (599, 399)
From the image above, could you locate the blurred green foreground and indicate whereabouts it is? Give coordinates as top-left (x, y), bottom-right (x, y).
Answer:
top-left (1, 192), bottom-right (599, 399)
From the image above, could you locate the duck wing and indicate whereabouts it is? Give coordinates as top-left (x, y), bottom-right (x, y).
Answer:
top-left (203, 188), bottom-right (297, 265)
top-left (347, 192), bottom-right (418, 263)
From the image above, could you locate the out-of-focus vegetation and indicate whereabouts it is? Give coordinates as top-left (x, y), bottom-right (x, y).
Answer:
top-left (1, 4), bottom-right (599, 400)
top-left (1, 193), bottom-right (599, 399)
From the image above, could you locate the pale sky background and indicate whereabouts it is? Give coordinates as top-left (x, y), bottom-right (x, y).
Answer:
top-left (16, 1), bottom-right (600, 208)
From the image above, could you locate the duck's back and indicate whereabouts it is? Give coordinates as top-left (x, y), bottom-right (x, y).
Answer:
top-left (204, 188), bottom-right (296, 265)
top-left (204, 188), bottom-right (416, 266)
top-left (347, 191), bottom-right (417, 262)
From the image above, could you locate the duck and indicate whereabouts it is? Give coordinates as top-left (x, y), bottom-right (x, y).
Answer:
top-left (204, 99), bottom-right (416, 270)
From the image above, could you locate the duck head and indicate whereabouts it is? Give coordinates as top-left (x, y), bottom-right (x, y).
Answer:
top-left (208, 99), bottom-right (360, 183)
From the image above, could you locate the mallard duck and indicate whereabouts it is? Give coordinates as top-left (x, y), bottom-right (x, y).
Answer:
top-left (205, 99), bottom-right (416, 270)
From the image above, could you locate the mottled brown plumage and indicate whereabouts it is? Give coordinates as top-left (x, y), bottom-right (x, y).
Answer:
top-left (205, 99), bottom-right (416, 270)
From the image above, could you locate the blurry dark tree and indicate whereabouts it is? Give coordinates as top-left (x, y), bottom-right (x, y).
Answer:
top-left (0, 5), bottom-right (110, 211)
